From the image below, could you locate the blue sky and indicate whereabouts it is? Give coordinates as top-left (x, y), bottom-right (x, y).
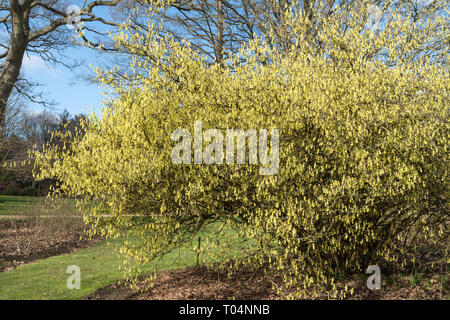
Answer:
top-left (21, 3), bottom-right (117, 118)
top-left (23, 46), bottom-right (106, 117)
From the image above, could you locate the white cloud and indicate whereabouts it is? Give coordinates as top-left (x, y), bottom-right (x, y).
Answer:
top-left (22, 55), bottom-right (62, 78)
top-left (0, 30), bottom-right (9, 42)
top-left (22, 55), bottom-right (46, 70)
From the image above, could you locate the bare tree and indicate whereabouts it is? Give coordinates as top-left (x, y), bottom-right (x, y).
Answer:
top-left (20, 109), bottom-right (59, 146)
top-left (0, 0), bottom-right (139, 133)
top-left (2, 0), bottom-right (443, 111)
top-left (115, 1), bottom-right (343, 64)
top-left (124, 0), bottom-right (448, 65)
top-left (108, 1), bottom-right (261, 65)
top-left (0, 86), bottom-right (25, 165)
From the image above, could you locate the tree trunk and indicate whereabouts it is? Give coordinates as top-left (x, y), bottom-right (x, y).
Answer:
top-left (216, 0), bottom-right (224, 66)
top-left (0, 4), bottom-right (29, 137)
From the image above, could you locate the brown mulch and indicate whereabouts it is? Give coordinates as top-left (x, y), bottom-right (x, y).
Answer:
top-left (0, 220), bottom-right (102, 272)
top-left (342, 274), bottom-right (448, 300)
top-left (1, 217), bottom-right (446, 300)
top-left (86, 266), bottom-right (282, 300)
top-left (86, 266), bottom-right (449, 300)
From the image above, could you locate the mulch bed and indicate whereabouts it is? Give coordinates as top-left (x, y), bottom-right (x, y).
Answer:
top-left (347, 275), bottom-right (448, 300)
top-left (1, 218), bottom-right (446, 300)
top-left (86, 266), bottom-right (448, 300)
top-left (0, 220), bottom-right (102, 272)
top-left (86, 266), bottom-right (281, 300)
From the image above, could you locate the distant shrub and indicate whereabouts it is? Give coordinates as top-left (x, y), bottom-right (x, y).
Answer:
top-left (0, 183), bottom-right (22, 196)
top-left (0, 170), bottom-right (15, 183)
top-left (21, 186), bottom-right (39, 197)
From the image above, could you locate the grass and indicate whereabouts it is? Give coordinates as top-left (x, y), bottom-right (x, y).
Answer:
top-left (0, 223), bottom-right (249, 300)
top-left (0, 196), bottom-right (110, 217)
top-left (0, 195), bottom-right (42, 215)
top-left (0, 237), bottom-right (197, 299)
top-left (0, 198), bottom-right (248, 300)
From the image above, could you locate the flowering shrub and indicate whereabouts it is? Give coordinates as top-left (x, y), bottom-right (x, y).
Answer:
top-left (33, 2), bottom-right (448, 298)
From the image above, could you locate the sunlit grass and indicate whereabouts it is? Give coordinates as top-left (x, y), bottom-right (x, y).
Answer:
top-left (0, 222), bottom-right (250, 300)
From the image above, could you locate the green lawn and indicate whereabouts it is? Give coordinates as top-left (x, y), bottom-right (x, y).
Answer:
top-left (0, 224), bottom-right (249, 299)
top-left (0, 196), bottom-right (109, 217)
top-left (0, 238), bottom-right (192, 299)
top-left (0, 195), bottom-right (42, 215)
top-left (0, 197), bottom-right (248, 299)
